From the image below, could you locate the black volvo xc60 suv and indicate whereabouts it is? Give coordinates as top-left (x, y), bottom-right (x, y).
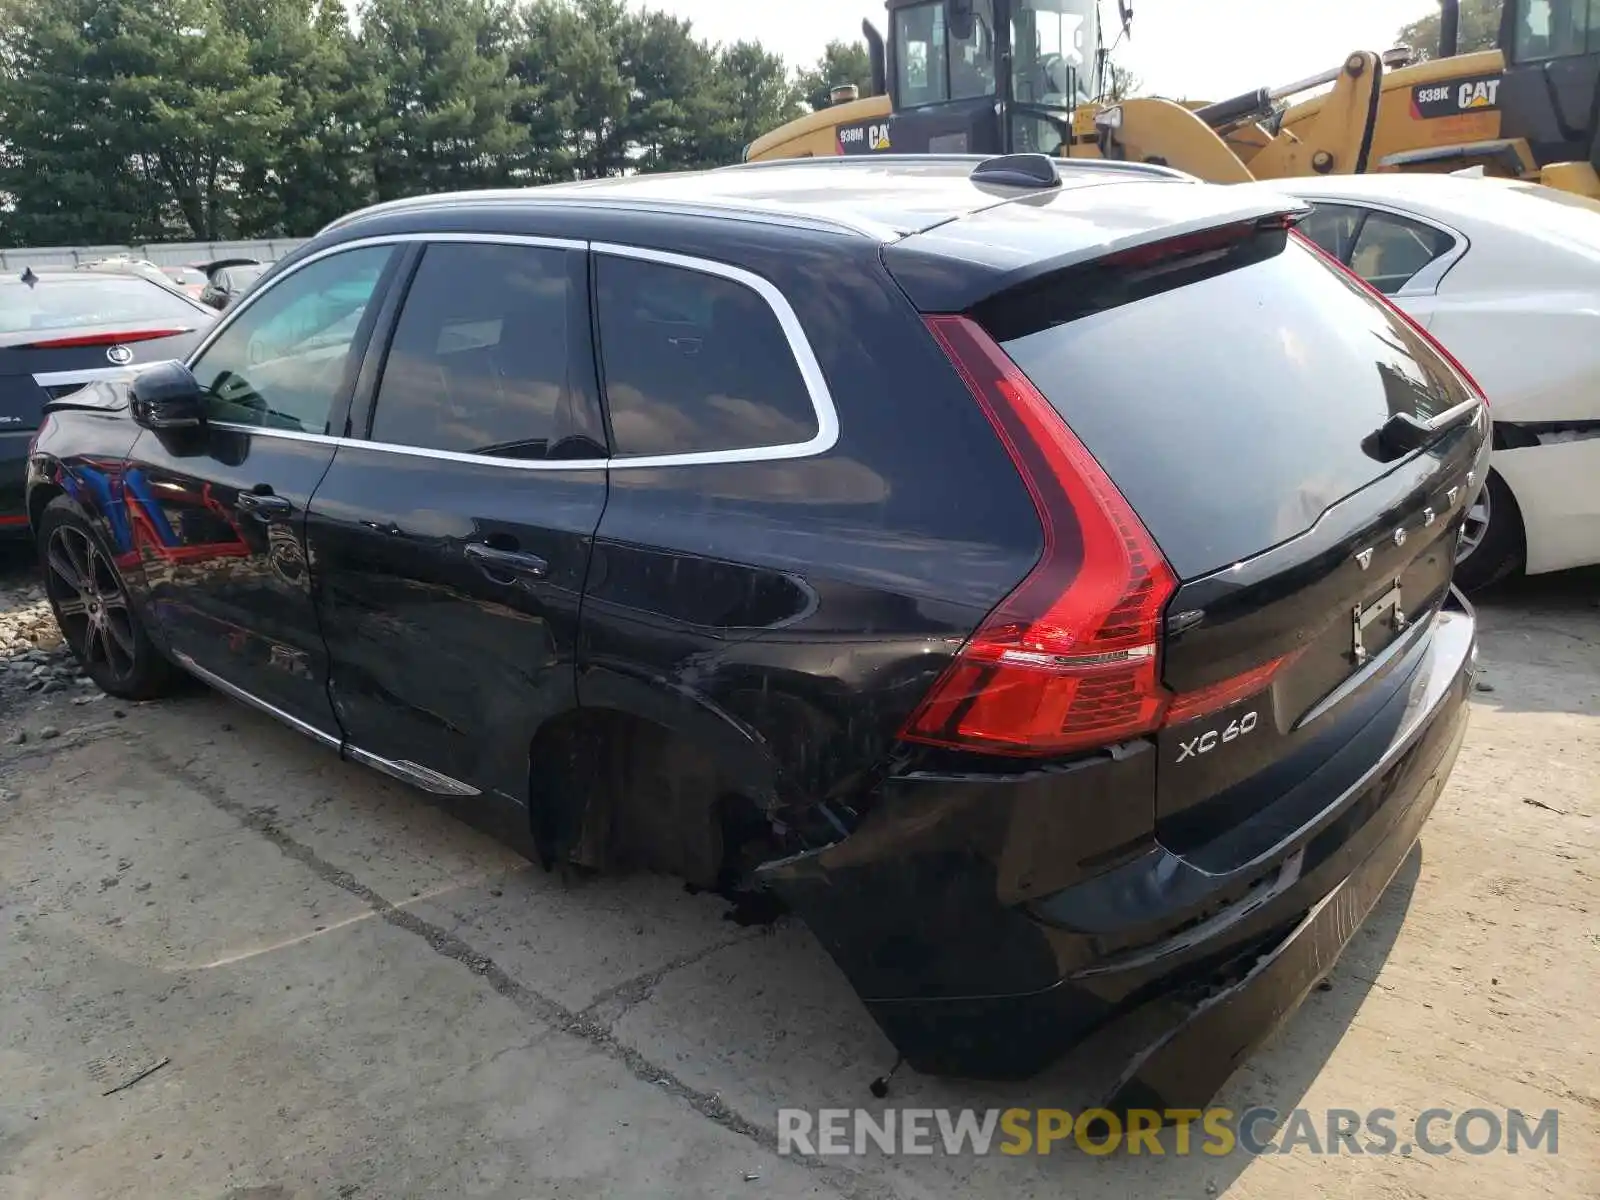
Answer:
top-left (25, 154), bottom-right (1489, 1110)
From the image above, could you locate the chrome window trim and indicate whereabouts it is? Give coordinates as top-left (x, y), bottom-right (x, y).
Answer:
top-left (588, 241), bottom-right (839, 467)
top-left (182, 232), bottom-right (585, 368)
top-left (193, 232), bottom-right (842, 472)
top-left (1293, 194), bottom-right (1471, 296)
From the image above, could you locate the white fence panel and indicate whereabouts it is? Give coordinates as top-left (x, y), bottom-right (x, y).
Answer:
top-left (2, 238), bottom-right (311, 272)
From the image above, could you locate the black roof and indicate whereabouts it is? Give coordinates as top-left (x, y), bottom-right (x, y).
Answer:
top-left (304, 155), bottom-right (1307, 314)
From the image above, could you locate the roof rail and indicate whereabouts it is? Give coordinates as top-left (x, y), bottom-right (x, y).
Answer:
top-left (718, 154), bottom-right (1193, 182)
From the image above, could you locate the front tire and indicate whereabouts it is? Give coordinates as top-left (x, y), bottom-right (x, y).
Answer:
top-left (37, 495), bottom-right (180, 700)
top-left (1453, 469), bottom-right (1524, 593)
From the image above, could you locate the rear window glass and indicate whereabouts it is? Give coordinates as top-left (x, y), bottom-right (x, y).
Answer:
top-left (0, 276), bottom-right (200, 334)
top-left (997, 239), bottom-right (1475, 579)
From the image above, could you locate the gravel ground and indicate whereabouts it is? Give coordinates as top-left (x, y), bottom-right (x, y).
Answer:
top-left (0, 542), bottom-right (1596, 1199)
top-left (0, 559), bottom-right (127, 741)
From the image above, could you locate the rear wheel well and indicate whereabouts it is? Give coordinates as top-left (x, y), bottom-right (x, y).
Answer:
top-left (526, 707), bottom-right (782, 893)
top-left (27, 483), bottom-right (64, 534)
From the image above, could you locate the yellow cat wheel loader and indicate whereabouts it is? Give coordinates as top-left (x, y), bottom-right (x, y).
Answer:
top-left (742, 1), bottom-right (1600, 199)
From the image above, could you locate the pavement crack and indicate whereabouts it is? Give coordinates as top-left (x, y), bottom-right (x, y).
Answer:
top-left (155, 746), bottom-right (896, 1200)
top-left (579, 932), bottom-right (766, 1025)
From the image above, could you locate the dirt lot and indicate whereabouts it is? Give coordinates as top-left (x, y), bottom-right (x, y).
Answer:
top-left (0, 550), bottom-right (1595, 1200)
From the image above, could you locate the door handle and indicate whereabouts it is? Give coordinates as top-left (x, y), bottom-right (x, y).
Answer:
top-left (465, 542), bottom-right (549, 588)
top-left (236, 490), bottom-right (294, 521)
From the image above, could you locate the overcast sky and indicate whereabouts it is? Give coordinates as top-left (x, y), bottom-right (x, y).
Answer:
top-left (633, 1), bottom-right (1444, 100)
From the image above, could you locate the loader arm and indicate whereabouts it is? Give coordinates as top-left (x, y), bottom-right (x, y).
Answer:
top-left (1092, 100), bottom-right (1260, 182)
top-left (1091, 53), bottom-right (1386, 186)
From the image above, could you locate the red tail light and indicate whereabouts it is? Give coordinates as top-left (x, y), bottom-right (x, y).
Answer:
top-left (1290, 229), bottom-right (1488, 406)
top-left (1164, 653), bottom-right (1297, 727)
top-left (902, 316), bottom-right (1180, 757)
top-left (1099, 212), bottom-right (1299, 272)
top-left (904, 316), bottom-right (1297, 758)
top-left (21, 327), bottom-right (192, 350)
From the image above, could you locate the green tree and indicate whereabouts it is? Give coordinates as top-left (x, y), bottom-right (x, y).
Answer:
top-left (357, 0), bottom-right (528, 201)
top-left (796, 39), bottom-right (875, 112)
top-left (0, 0), bottom-right (150, 244)
top-left (0, 0), bottom-right (288, 242)
top-left (226, 0), bottom-right (369, 235)
top-left (1397, 0), bottom-right (1503, 61)
top-left (512, 0), bottom-right (632, 180)
top-left (613, 6), bottom-right (723, 173)
top-left (0, 0), bottom-right (837, 244)
top-left (111, 0), bottom-right (291, 240)
top-left (1104, 61), bottom-right (1141, 101)
top-left (704, 41), bottom-right (803, 166)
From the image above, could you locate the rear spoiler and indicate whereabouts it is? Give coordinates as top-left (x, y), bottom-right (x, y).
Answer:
top-left (884, 184), bottom-right (1311, 313)
top-left (196, 257), bottom-right (263, 277)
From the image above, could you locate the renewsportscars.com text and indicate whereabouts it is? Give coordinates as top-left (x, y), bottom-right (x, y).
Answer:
top-left (777, 1107), bottom-right (1561, 1158)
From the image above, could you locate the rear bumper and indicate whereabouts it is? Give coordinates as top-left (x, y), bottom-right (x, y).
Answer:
top-left (759, 594), bottom-right (1477, 1098)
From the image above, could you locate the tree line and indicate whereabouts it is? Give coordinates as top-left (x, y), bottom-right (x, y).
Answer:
top-left (1397, 0), bottom-right (1501, 61)
top-left (0, 0), bottom-right (874, 247)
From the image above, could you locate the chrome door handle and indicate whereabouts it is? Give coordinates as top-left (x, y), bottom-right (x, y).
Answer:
top-left (464, 542), bottom-right (549, 587)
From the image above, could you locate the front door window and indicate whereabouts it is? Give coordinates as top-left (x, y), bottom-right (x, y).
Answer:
top-left (188, 246), bottom-right (394, 434)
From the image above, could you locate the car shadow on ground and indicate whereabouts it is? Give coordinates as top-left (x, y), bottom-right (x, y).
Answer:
top-left (417, 761), bottom-right (1425, 1189)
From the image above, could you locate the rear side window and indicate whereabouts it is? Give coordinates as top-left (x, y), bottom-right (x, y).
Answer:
top-left (1295, 203), bottom-right (1364, 262)
top-left (1296, 203), bottom-right (1455, 294)
top-left (1349, 212), bottom-right (1455, 294)
top-left (596, 254), bottom-right (819, 459)
top-left (369, 242), bottom-right (604, 460)
top-left (995, 238), bottom-right (1477, 579)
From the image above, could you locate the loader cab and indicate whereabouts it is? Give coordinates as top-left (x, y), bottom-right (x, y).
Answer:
top-left (874, 0), bottom-right (1103, 156)
top-left (1497, 0), bottom-right (1600, 169)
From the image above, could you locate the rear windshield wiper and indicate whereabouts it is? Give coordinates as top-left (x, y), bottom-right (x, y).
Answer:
top-left (1364, 399), bottom-right (1482, 462)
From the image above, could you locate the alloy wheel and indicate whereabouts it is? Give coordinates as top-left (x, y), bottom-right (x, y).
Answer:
top-left (1456, 486), bottom-right (1491, 564)
top-left (44, 524), bottom-right (139, 684)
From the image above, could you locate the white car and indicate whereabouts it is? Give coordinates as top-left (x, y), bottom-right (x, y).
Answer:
top-left (1269, 173), bottom-right (1600, 591)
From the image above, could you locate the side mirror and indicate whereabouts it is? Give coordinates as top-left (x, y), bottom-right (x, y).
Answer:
top-left (130, 361), bottom-right (206, 431)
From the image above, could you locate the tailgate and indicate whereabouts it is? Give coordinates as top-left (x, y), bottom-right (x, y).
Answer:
top-left (909, 215), bottom-right (1490, 854)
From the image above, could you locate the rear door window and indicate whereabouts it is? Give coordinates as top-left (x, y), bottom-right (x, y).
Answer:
top-left (595, 254), bottom-right (819, 459)
top-left (366, 242), bottom-right (605, 460)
